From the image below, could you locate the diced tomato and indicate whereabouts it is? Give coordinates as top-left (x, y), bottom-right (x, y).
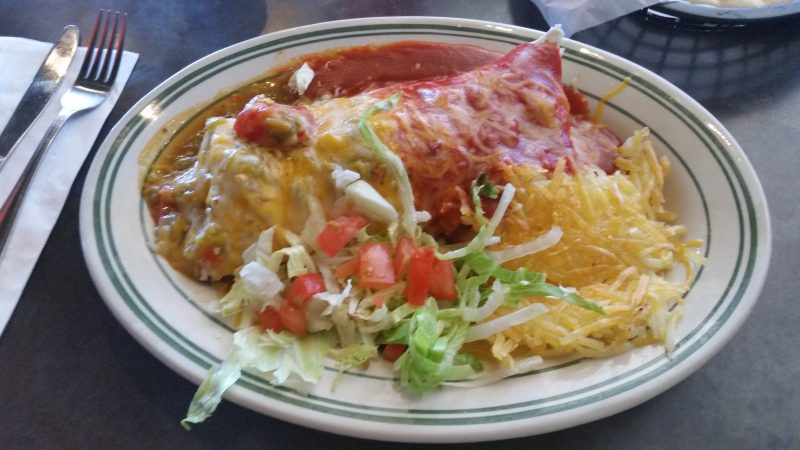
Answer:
top-left (286, 273), bottom-right (325, 304)
top-left (393, 236), bottom-right (416, 277)
top-left (382, 344), bottom-right (407, 362)
top-left (153, 187), bottom-right (175, 221)
top-left (233, 105), bottom-right (268, 142)
top-left (428, 258), bottom-right (458, 301)
top-left (233, 99), bottom-right (313, 147)
top-left (277, 300), bottom-right (307, 336)
top-left (359, 242), bottom-right (396, 290)
top-left (373, 295), bottom-right (385, 309)
top-left (200, 247), bottom-right (221, 265)
top-left (405, 247), bottom-right (435, 306)
top-left (256, 307), bottom-right (283, 333)
top-left (335, 254), bottom-right (360, 278)
top-left (156, 197), bottom-right (171, 219)
top-left (316, 215), bottom-right (368, 257)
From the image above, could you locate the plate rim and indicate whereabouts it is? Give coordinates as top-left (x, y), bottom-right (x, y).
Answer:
top-left (79, 16), bottom-right (772, 442)
top-left (656, 0), bottom-right (800, 22)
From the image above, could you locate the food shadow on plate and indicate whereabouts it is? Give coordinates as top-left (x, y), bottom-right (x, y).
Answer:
top-left (573, 10), bottom-right (800, 105)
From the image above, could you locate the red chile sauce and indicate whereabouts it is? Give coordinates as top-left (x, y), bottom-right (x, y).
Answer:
top-left (301, 41), bottom-right (504, 98)
top-left (151, 41), bottom-right (510, 171)
top-left (153, 41), bottom-right (598, 176)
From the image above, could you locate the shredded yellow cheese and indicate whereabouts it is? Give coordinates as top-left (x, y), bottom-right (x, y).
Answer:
top-left (482, 129), bottom-right (702, 363)
top-left (593, 77), bottom-right (631, 123)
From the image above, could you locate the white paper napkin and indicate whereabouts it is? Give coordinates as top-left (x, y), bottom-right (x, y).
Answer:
top-left (0, 37), bottom-right (138, 336)
top-left (531, 0), bottom-right (666, 36)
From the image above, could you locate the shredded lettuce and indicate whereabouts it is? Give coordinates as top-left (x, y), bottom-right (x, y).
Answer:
top-left (305, 298), bottom-right (334, 332)
top-left (181, 355), bottom-right (241, 430)
top-left (443, 353), bottom-right (484, 381)
top-left (487, 226), bottom-right (563, 263)
top-left (182, 328), bottom-right (330, 428)
top-left (300, 196), bottom-right (327, 249)
top-left (464, 303), bottom-right (548, 342)
top-left (280, 228), bottom-right (304, 247)
top-left (475, 173), bottom-right (499, 200)
top-left (358, 296), bottom-right (414, 334)
top-left (328, 344), bottom-right (378, 372)
top-left (414, 210), bottom-right (431, 223)
top-left (510, 282), bottom-right (602, 313)
top-left (312, 279), bottom-right (353, 315)
top-left (239, 328), bottom-right (330, 382)
top-left (316, 261), bottom-right (340, 293)
top-left (393, 299), bottom-right (476, 394)
top-left (460, 280), bottom-right (508, 322)
top-left (216, 281), bottom-right (256, 317)
top-left (380, 321), bottom-right (410, 345)
top-left (443, 355), bottom-right (544, 388)
top-left (359, 93), bottom-right (419, 236)
top-left (239, 261), bottom-right (284, 299)
top-left (216, 259), bottom-right (283, 318)
top-left (242, 227), bottom-right (276, 265)
top-left (459, 250), bottom-right (604, 313)
top-left (470, 174), bottom-right (497, 227)
top-left (437, 183), bottom-right (516, 261)
top-left (267, 245), bottom-right (316, 278)
top-left (330, 302), bottom-right (362, 346)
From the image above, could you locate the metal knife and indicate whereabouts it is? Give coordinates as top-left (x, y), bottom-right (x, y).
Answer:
top-left (0, 25), bottom-right (79, 170)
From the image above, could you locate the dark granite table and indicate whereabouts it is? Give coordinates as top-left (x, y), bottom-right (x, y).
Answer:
top-left (1, 1), bottom-right (798, 448)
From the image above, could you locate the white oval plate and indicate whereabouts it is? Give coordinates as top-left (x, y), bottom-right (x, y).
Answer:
top-left (79, 17), bottom-right (771, 443)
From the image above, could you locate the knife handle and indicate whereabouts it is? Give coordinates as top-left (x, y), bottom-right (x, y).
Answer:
top-left (0, 109), bottom-right (70, 263)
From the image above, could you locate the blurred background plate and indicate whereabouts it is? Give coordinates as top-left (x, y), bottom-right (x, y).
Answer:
top-left (653, 0), bottom-right (800, 22)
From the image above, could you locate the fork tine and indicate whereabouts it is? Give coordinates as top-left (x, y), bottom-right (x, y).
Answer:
top-left (81, 10), bottom-right (127, 85)
top-left (106, 13), bottom-right (127, 84)
top-left (79, 10), bottom-right (104, 78)
top-left (87, 10), bottom-right (111, 81)
top-left (99, 12), bottom-right (120, 83)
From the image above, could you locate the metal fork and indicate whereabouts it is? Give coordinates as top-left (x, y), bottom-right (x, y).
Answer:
top-left (0, 10), bottom-right (127, 261)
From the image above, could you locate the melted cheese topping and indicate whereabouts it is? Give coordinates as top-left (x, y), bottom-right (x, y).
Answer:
top-left (151, 118), bottom-right (329, 279)
top-left (148, 94), bottom-right (407, 280)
